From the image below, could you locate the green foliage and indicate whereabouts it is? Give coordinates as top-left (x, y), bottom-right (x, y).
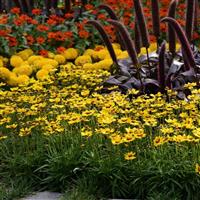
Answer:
top-left (0, 178), bottom-right (34, 200)
top-left (1, 132), bottom-right (200, 199)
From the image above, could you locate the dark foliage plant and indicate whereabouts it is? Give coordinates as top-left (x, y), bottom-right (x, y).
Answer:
top-left (167, 0), bottom-right (177, 56)
top-left (86, 0), bottom-right (200, 98)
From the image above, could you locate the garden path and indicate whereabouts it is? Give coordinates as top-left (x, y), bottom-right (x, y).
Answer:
top-left (20, 191), bottom-right (62, 200)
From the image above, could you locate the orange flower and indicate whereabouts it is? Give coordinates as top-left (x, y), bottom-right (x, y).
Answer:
top-left (64, 13), bottom-right (74, 19)
top-left (14, 18), bottom-right (24, 26)
top-left (32, 9), bottom-right (41, 15)
top-left (29, 19), bottom-right (38, 25)
top-left (10, 7), bottom-right (20, 14)
top-left (97, 14), bottom-right (107, 20)
top-left (47, 19), bottom-right (57, 26)
top-left (85, 4), bottom-right (94, 10)
top-left (36, 36), bottom-right (46, 44)
top-left (0, 16), bottom-right (8, 24)
top-left (39, 50), bottom-right (48, 57)
top-left (26, 35), bottom-right (34, 45)
top-left (8, 36), bottom-right (18, 47)
top-left (57, 47), bottom-right (66, 54)
top-left (0, 30), bottom-right (10, 37)
top-left (37, 25), bottom-right (49, 32)
top-left (149, 35), bottom-right (156, 43)
top-left (160, 23), bottom-right (167, 32)
top-left (78, 30), bottom-right (90, 39)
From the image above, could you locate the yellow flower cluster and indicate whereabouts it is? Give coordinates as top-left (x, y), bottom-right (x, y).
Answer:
top-left (0, 44), bottom-right (126, 86)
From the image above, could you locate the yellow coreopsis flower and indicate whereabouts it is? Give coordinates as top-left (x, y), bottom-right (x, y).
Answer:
top-left (195, 163), bottom-right (200, 174)
top-left (0, 136), bottom-right (8, 140)
top-left (153, 136), bottom-right (166, 146)
top-left (81, 130), bottom-right (93, 137)
top-left (193, 128), bottom-right (200, 138)
top-left (110, 134), bottom-right (122, 145)
top-left (124, 151), bottom-right (136, 160)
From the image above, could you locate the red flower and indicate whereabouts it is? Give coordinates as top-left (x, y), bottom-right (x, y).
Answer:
top-left (39, 49), bottom-right (48, 57)
top-left (129, 22), bottom-right (135, 29)
top-left (0, 30), bottom-right (10, 37)
top-left (64, 13), bottom-right (74, 19)
top-left (36, 36), bottom-right (46, 44)
top-left (97, 14), bottom-right (107, 20)
top-left (193, 32), bottom-right (200, 40)
top-left (47, 19), bottom-right (57, 26)
top-left (10, 7), bottom-right (20, 14)
top-left (160, 23), bottom-right (167, 32)
top-left (149, 35), bottom-right (156, 42)
top-left (78, 30), bottom-right (90, 39)
top-left (57, 47), bottom-right (66, 54)
top-left (85, 4), bottom-right (94, 10)
top-left (26, 35), bottom-right (35, 45)
top-left (36, 25), bottom-right (49, 32)
top-left (8, 36), bottom-right (18, 47)
top-left (29, 19), bottom-right (38, 25)
top-left (32, 9), bottom-right (42, 15)
top-left (14, 18), bottom-right (24, 26)
top-left (64, 31), bottom-right (73, 38)
top-left (0, 16), bottom-right (8, 24)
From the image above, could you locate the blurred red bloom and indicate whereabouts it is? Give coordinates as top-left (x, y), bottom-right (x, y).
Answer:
top-left (36, 36), bottom-right (46, 44)
top-left (78, 30), bottom-right (90, 39)
top-left (160, 23), bottom-right (167, 32)
top-left (10, 7), bottom-right (20, 14)
top-left (193, 32), bottom-right (200, 40)
top-left (97, 14), bottom-right (107, 20)
top-left (37, 25), bottom-right (49, 32)
top-left (48, 32), bottom-right (56, 39)
top-left (0, 30), bottom-right (10, 37)
top-left (0, 16), bottom-right (8, 24)
top-left (54, 31), bottom-right (66, 41)
top-left (39, 49), bottom-right (48, 57)
top-left (29, 19), bottom-right (38, 25)
top-left (32, 9), bottom-right (42, 15)
top-left (8, 36), bottom-right (18, 47)
top-left (26, 35), bottom-right (35, 45)
top-left (14, 18), bottom-right (24, 26)
top-left (57, 47), bottom-right (66, 54)
top-left (47, 19), bottom-right (57, 26)
top-left (64, 13), bottom-right (74, 19)
top-left (149, 35), bottom-right (156, 42)
top-left (85, 4), bottom-right (94, 10)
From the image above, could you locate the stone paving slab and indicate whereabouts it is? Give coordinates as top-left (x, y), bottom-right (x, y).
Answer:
top-left (20, 192), bottom-right (62, 200)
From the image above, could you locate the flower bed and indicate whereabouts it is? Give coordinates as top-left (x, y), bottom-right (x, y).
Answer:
top-left (0, 0), bottom-right (199, 57)
top-left (0, 0), bottom-right (200, 199)
top-left (0, 46), bottom-right (200, 199)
